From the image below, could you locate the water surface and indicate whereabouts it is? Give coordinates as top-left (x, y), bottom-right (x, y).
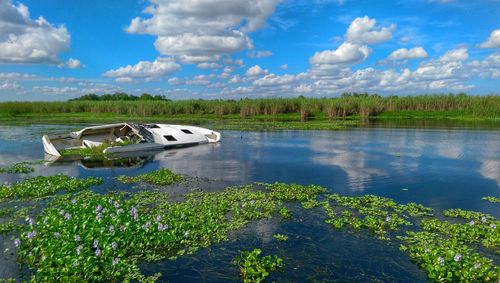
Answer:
top-left (0, 124), bottom-right (499, 281)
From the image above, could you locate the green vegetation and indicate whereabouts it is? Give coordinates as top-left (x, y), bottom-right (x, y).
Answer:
top-left (0, 162), bottom-right (35, 174)
top-left (60, 140), bottom-right (134, 158)
top-left (234, 248), bottom-right (284, 283)
top-left (1, 94), bottom-right (498, 128)
top-left (0, 175), bottom-right (103, 201)
top-left (482, 196), bottom-right (500, 203)
top-left (273, 234), bottom-right (289, 241)
top-left (117, 168), bottom-right (184, 186)
top-left (70, 92), bottom-right (169, 101)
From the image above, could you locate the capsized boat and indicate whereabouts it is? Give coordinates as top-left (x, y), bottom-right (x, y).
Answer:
top-left (42, 123), bottom-right (221, 156)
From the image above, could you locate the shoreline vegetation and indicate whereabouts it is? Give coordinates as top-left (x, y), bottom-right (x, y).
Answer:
top-left (0, 93), bottom-right (498, 130)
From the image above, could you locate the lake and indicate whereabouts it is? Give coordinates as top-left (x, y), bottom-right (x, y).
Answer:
top-left (0, 124), bottom-right (499, 282)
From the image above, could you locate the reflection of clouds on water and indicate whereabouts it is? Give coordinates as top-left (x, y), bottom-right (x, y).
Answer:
top-left (479, 160), bottom-right (500, 187)
top-left (155, 143), bottom-right (250, 182)
top-left (310, 135), bottom-right (387, 192)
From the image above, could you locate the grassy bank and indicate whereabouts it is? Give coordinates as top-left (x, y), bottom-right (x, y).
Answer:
top-left (0, 94), bottom-right (498, 130)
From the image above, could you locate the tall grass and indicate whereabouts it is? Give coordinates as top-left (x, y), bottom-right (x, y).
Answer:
top-left (0, 94), bottom-right (498, 119)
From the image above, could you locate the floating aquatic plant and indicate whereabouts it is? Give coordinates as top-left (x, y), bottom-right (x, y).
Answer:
top-left (0, 162), bottom-right (35, 174)
top-left (273, 234), bottom-right (289, 241)
top-left (262, 182), bottom-right (326, 208)
top-left (117, 168), bottom-right (184, 186)
top-left (234, 248), bottom-right (284, 283)
top-left (0, 175), bottom-right (103, 201)
top-left (482, 196), bottom-right (500, 203)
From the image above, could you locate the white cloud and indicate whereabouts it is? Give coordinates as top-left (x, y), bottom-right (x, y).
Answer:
top-left (248, 50), bottom-right (273, 58)
top-left (279, 64), bottom-right (289, 70)
top-left (0, 81), bottom-right (21, 90)
top-left (32, 85), bottom-right (80, 95)
top-left (197, 62), bottom-right (221, 69)
top-left (439, 47), bottom-right (468, 62)
top-left (126, 0), bottom-right (282, 60)
top-left (0, 0), bottom-right (70, 64)
top-left (478, 29), bottom-right (500, 49)
top-left (294, 84), bottom-right (313, 93)
top-left (245, 65), bottom-right (270, 77)
top-left (103, 57), bottom-right (180, 81)
top-left (387, 47), bottom-right (428, 60)
top-left (66, 58), bottom-right (83, 69)
top-left (345, 16), bottom-right (395, 45)
top-left (310, 43), bottom-right (371, 65)
top-left (253, 74), bottom-right (296, 86)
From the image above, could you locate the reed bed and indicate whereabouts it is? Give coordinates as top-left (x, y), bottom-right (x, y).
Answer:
top-left (0, 94), bottom-right (498, 119)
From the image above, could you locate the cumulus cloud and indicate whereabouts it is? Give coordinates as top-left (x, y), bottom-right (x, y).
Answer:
top-left (387, 47), bottom-right (428, 60)
top-left (126, 0), bottom-right (282, 61)
top-left (345, 16), bottom-right (395, 45)
top-left (310, 43), bottom-right (371, 65)
top-left (478, 29), bottom-right (500, 49)
top-left (245, 65), bottom-right (270, 77)
top-left (309, 16), bottom-right (393, 66)
top-left (103, 57), bottom-right (180, 81)
top-left (197, 62), bottom-right (221, 69)
top-left (66, 58), bottom-right (83, 69)
top-left (439, 47), bottom-right (468, 62)
top-left (0, 0), bottom-right (70, 64)
top-left (253, 74), bottom-right (297, 86)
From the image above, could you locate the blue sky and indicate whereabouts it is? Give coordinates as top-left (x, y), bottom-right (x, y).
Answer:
top-left (0, 0), bottom-right (498, 101)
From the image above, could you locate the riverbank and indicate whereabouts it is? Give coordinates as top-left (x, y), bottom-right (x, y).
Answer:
top-left (1, 111), bottom-right (499, 131)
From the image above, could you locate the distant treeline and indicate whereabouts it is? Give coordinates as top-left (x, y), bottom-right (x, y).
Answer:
top-left (70, 93), bottom-right (169, 101)
top-left (1, 93), bottom-right (498, 120)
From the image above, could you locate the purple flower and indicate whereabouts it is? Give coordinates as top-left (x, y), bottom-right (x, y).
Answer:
top-left (120, 225), bottom-right (126, 232)
top-left (71, 198), bottom-right (76, 204)
top-left (53, 232), bottom-right (61, 238)
top-left (385, 216), bottom-right (392, 222)
top-left (95, 248), bottom-right (101, 257)
top-left (64, 213), bottom-right (72, 221)
top-left (111, 242), bottom-right (117, 250)
top-left (454, 253), bottom-right (462, 262)
top-left (437, 257), bottom-right (445, 266)
top-left (116, 208), bottom-right (123, 214)
top-left (468, 220), bottom-right (474, 226)
top-left (93, 239), bottom-right (99, 248)
top-left (155, 215), bottom-right (162, 222)
top-left (110, 213), bottom-right (116, 219)
top-left (27, 231), bottom-right (37, 239)
top-left (76, 245), bottom-right (82, 255)
top-left (96, 213), bottom-right (102, 220)
top-left (109, 225), bottom-right (115, 233)
top-left (27, 218), bottom-right (35, 226)
top-left (142, 221), bottom-right (151, 230)
top-left (75, 235), bottom-right (81, 242)
top-left (14, 238), bottom-right (20, 247)
top-left (158, 223), bottom-right (168, 231)
top-left (108, 199), bottom-right (113, 204)
top-left (112, 257), bottom-right (119, 266)
top-left (59, 209), bottom-right (65, 215)
top-left (490, 223), bottom-right (496, 229)
top-left (481, 216), bottom-right (487, 223)
top-left (474, 262), bottom-right (481, 269)
top-left (73, 260), bottom-right (78, 267)
top-left (184, 230), bottom-right (190, 237)
top-left (114, 201), bottom-right (120, 208)
top-left (95, 205), bottom-right (103, 213)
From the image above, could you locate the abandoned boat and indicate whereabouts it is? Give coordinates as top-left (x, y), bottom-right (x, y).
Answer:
top-left (42, 123), bottom-right (221, 157)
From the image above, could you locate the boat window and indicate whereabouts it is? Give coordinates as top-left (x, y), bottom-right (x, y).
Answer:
top-left (164, 135), bottom-right (177, 141)
top-left (147, 124), bottom-right (160, 129)
top-left (181, 129), bottom-right (193, 134)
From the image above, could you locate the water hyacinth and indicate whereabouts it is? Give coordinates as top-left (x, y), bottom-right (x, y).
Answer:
top-left (385, 216), bottom-right (392, 222)
top-left (437, 257), bottom-right (445, 266)
top-left (53, 232), bottom-right (60, 238)
top-left (109, 225), bottom-right (115, 233)
top-left (474, 262), bottom-right (481, 269)
top-left (454, 253), bottom-right (462, 262)
top-left (27, 218), bottom-right (35, 226)
top-left (490, 223), bottom-right (496, 229)
top-left (112, 257), bottom-right (119, 266)
top-left (64, 213), bottom-right (72, 221)
top-left (76, 245), bottom-right (82, 256)
top-left (95, 205), bottom-right (103, 213)
top-left (27, 231), bottom-right (37, 239)
top-left (93, 239), bottom-right (99, 248)
top-left (468, 220), bottom-right (474, 226)
top-left (75, 235), bottom-right (81, 242)
top-left (95, 248), bottom-right (102, 257)
top-left (111, 242), bottom-right (118, 250)
top-left (14, 238), bottom-right (20, 247)
top-left (481, 216), bottom-right (487, 223)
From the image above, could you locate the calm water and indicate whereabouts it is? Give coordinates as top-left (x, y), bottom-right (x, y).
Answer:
top-left (1, 124), bottom-right (499, 282)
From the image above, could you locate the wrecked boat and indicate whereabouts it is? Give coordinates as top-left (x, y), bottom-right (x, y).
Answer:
top-left (42, 123), bottom-right (221, 157)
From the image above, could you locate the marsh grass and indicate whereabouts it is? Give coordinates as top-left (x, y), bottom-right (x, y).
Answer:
top-left (1, 94), bottom-right (498, 122)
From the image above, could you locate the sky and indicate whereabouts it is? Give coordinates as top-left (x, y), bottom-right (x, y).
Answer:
top-left (0, 0), bottom-right (499, 101)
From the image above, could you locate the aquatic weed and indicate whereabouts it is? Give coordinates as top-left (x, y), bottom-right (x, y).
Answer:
top-left (117, 168), bottom-right (184, 186)
top-left (234, 248), bottom-right (284, 283)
